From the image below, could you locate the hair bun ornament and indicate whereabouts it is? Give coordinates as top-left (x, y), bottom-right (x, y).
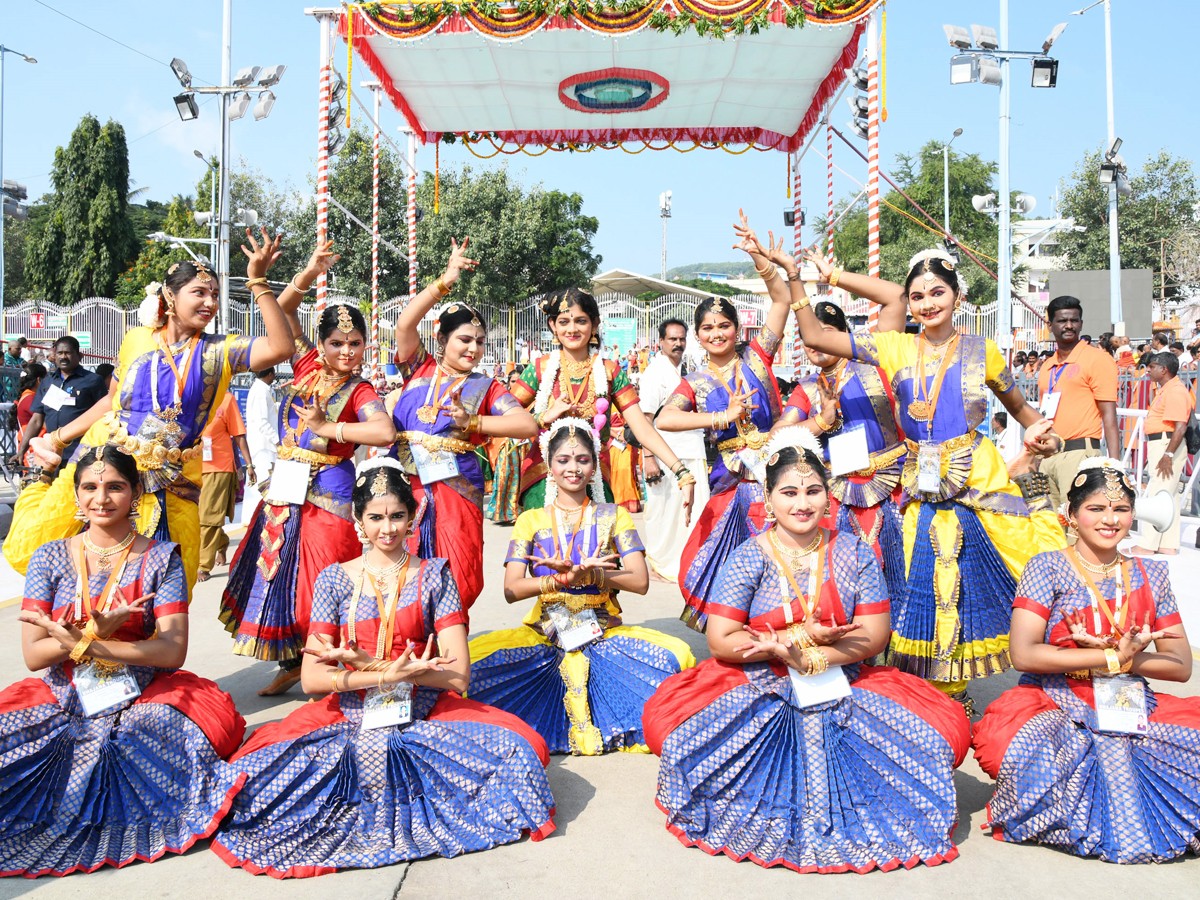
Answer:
top-left (138, 281), bottom-right (166, 328)
top-left (907, 247), bottom-right (956, 272)
top-left (762, 425), bottom-right (824, 468)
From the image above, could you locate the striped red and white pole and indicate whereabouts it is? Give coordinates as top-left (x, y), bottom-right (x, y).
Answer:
top-left (865, 12), bottom-right (882, 331)
top-left (825, 120), bottom-right (835, 262)
top-left (406, 131), bottom-right (418, 299)
top-left (315, 17), bottom-right (332, 312)
top-left (792, 152), bottom-right (804, 373)
top-left (370, 85), bottom-right (381, 377)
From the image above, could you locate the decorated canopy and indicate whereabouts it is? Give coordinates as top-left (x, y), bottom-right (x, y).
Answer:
top-left (340, 0), bottom-right (882, 152)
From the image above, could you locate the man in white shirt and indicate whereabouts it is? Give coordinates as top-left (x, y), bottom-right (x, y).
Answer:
top-left (241, 367), bottom-right (280, 526)
top-left (991, 411), bottom-right (1022, 464)
top-left (637, 319), bottom-right (710, 581)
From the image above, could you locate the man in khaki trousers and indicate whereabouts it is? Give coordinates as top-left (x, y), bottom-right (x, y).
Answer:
top-left (1133, 352), bottom-right (1194, 556)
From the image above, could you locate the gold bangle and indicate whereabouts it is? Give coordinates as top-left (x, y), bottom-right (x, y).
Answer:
top-left (377, 672), bottom-right (386, 690)
top-left (251, 289), bottom-right (276, 302)
top-left (828, 267), bottom-right (843, 287)
top-left (803, 647), bottom-right (829, 676)
top-left (675, 472), bottom-right (697, 489)
top-left (1104, 647), bottom-right (1121, 675)
top-left (335, 421), bottom-right (346, 443)
top-left (291, 274), bottom-right (313, 294)
top-left (243, 276), bottom-right (269, 290)
top-left (432, 276), bottom-right (451, 297)
top-left (49, 429), bottom-right (67, 451)
top-left (786, 270), bottom-right (801, 282)
top-left (790, 295), bottom-right (811, 312)
top-left (330, 671), bottom-right (340, 693)
top-left (788, 623), bottom-right (816, 650)
top-left (468, 414), bottom-right (482, 434)
top-left (69, 635), bottom-right (94, 664)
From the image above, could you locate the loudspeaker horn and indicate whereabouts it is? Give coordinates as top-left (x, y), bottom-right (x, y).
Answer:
top-left (1136, 490), bottom-right (1176, 534)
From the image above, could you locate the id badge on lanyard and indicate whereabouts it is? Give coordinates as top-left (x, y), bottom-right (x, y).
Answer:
top-left (917, 442), bottom-right (942, 493)
top-left (411, 443), bottom-right (460, 484)
top-left (266, 458), bottom-right (311, 505)
top-left (361, 682), bottom-right (413, 731)
top-left (1093, 675), bottom-right (1148, 735)
top-left (73, 662), bottom-right (141, 717)
top-left (546, 603), bottom-right (604, 651)
top-left (828, 425), bottom-right (870, 478)
top-left (788, 665), bottom-right (852, 708)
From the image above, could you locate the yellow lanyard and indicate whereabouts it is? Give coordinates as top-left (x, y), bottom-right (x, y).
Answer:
top-left (347, 556), bottom-right (410, 660)
top-left (73, 540), bottom-right (134, 624)
top-left (549, 500), bottom-right (590, 562)
top-left (1066, 548), bottom-right (1132, 637)
top-left (911, 332), bottom-right (960, 430)
top-left (767, 530), bottom-right (825, 624)
top-left (155, 332), bottom-right (200, 402)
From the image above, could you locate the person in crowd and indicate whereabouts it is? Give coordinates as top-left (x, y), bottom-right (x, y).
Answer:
top-left (508, 288), bottom-right (695, 515)
top-left (637, 318), bottom-right (710, 582)
top-left (468, 419), bottom-right (694, 755)
top-left (3, 338), bottom-right (25, 402)
top-left (0, 444), bottom-right (246, 876)
top-left (10, 362), bottom-right (46, 468)
top-left (605, 405), bottom-right (641, 512)
top-left (644, 430), bottom-right (971, 873)
top-left (974, 459), bottom-right (1197, 863)
top-left (94, 363), bottom-right (115, 391)
top-left (486, 369), bottom-right (531, 526)
top-left (241, 367), bottom-right (279, 527)
top-left (388, 238), bottom-right (538, 618)
top-left (3, 235), bottom-right (295, 587)
top-left (776, 295), bottom-right (909, 604)
top-left (1132, 351), bottom-right (1194, 557)
top-left (1079, 334), bottom-right (1093, 345)
top-left (1152, 331), bottom-right (1170, 353)
top-left (198, 392), bottom-right (252, 582)
top-left (221, 240), bottom-right (395, 696)
top-left (991, 411), bottom-right (1023, 464)
top-left (212, 459), bottom-right (555, 877)
top-left (11, 337), bottom-right (107, 465)
top-left (1012, 350), bottom-right (1028, 371)
top-left (793, 246), bottom-right (1065, 712)
top-left (1170, 340), bottom-right (1193, 368)
top-left (1036, 296), bottom-right (1120, 509)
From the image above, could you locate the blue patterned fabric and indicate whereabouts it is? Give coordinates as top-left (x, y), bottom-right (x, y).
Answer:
top-left (468, 631), bottom-right (686, 753)
top-left (679, 480), bottom-right (765, 631)
top-left (836, 499), bottom-right (906, 605)
top-left (219, 501), bottom-right (302, 657)
top-left (654, 664), bottom-right (961, 873)
top-left (0, 540), bottom-right (244, 877)
top-left (213, 558), bottom-right (554, 877)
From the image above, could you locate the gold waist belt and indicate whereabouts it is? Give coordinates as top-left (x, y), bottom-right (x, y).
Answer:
top-left (402, 431), bottom-right (474, 455)
top-left (278, 443), bottom-right (343, 468)
top-left (541, 591), bottom-right (613, 613)
top-left (854, 442), bottom-right (908, 476)
top-left (904, 430), bottom-right (978, 456)
top-left (112, 424), bottom-right (200, 469)
top-left (717, 429), bottom-right (768, 453)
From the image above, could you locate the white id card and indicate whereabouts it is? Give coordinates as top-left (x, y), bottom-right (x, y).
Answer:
top-left (788, 665), bottom-right (853, 709)
top-left (1040, 392), bottom-right (1061, 419)
top-left (361, 682), bottom-right (413, 731)
top-left (917, 442), bottom-right (942, 494)
top-left (1094, 675), bottom-right (1149, 735)
top-left (201, 436), bottom-right (214, 462)
top-left (411, 444), bottom-right (460, 484)
top-left (43, 384), bottom-right (74, 411)
top-left (547, 604), bottom-right (604, 651)
top-left (73, 662), bottom-right (141, 717)
top-left (266, 458), bottom-right (311, 505)
top-left (828, 425), bottom-right (870, 477)
top-left (737, 448), bottom-right (768, 484)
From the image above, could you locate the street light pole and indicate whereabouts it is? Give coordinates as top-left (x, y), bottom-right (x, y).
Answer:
top-left (1103, 0), bottom-right (1122, 332)
top-left (0, 45), bottom-right (37, 339)
top-left (218, 0), bottom-right (233, 334)
top-left (942, 127), bottom-right (963, 237)
top-left (997, 0), bottom-right (1013, 350)
top-left (193, 150), bottom-right (219, 262)
top-left (659, 191), bottom-right (672, 281)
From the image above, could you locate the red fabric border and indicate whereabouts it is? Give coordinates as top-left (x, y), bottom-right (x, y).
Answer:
top-left (642, 659), bottom-right (750, 756)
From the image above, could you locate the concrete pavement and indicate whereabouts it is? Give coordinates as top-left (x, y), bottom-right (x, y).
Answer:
top-left (0, 514), bottom-right (1197, 899)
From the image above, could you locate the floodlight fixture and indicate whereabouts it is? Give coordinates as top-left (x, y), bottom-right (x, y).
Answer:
top-left (257, 64), bottom-right (286, 87)
top-left (971, 24), bottom-right (999, 51)
top-left (783, 208), bottom-right (806, 227)
top-left (849, 119), bottom-right (869, 141)
top-left (943, 25), bottom-right (972, 49)
top-left (1098, 163), bottom-right (1118, 184)
top-left (252, 90), bottom-right (276, 121)
top-left (329, 71), bottom-right (347, 103)
top-left (328, 127), bottom-right (348, 155)
top-left (950, 54), bottom-right (977, 85)
top-left (228, 91), bottom-right (251, 121)
top-left (232, 65), bottom-right (261, 87)
top-left (170, 57), bottom-right (192, 89)
top-left (1106, 136), bottom-right (1123, 159)
top-left (1043, 22), bottom-right (1068, 53)
top-left (977, 57), bottom-right (1002, 86)
top-left (847, 59), bottom-right (868, 91)
top-left (1116, 173), bottom-right (1132, 197)
top-left (327, 99), bottom-right (344, 126)
top-left (1031, 57), bottom-right (1059, 88)
top-left (174, 92), bottom-right (199, 121)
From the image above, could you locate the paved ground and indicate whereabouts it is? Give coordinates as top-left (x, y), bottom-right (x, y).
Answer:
top-left (0, 514), bottom-right (1197, 898)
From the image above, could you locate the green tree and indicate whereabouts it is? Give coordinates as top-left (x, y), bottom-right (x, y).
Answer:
top-left (26, 114), bottom-right (138, 302)
top-left (112, 197), bottom-right (205, 307)
top-left (1056, 149), bottom-right (1200, 300)
top-left (818, 141), bottom-right (1001, 302)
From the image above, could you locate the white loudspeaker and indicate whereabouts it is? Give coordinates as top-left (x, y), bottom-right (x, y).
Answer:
top-left (1136, 490), bottom-right (1176, 534)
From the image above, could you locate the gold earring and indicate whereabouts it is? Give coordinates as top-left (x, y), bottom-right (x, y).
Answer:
top-left (354, 522), bottom-right (368, 544)
top-left (74, 499), bottom-right (88, 522)
top-left (764, 502), bottom-right (776, 523)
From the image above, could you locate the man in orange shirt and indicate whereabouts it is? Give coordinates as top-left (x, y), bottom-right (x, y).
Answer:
top-left (1037, 296), bottom-right (1120, 508)
top-left (198, 392), bottom-right (253, 581)
top-left (1133, 352), bottom-right (1194, 556)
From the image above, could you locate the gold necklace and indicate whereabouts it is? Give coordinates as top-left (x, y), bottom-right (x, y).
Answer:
top-left (82, 530), bottom-right (137, 571)
top-left (559, 354), bottom-right (593, 376)
top-left (769, 528), bottom-right (823, 569)
top-left (364, 552), bottom-right (409, 582)
top-left (1075, 552), bottom-right (1121, 577)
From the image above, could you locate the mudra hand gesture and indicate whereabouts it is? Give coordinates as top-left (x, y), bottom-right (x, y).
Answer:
top-left (1022, 418), bottom-right (1062, 458)
top-left (735, 622), bottom-right (790, 661)
top-left (443, 386), bottom-right (471, 430)
top-left (441, 237), bottom-right (479, 289)
top-left (800, 246), bottom-right (836, 282)
top-left (1117, 613), bottom-right (1180, 657)
top-left (299, 239), bottom-right (340, 284)
top-left (763, 230), bottom-right (799, 275)
top-left (541, 396), bottom-right (575, 427)
top-left (1054, 609), bottom-right (1114, 649)
top-left (384, 636), bottom-right (456, 683)
top-left (803, 617), bottom-right (862, 646)
top-left (17, 609), bottom-right (84, 653)
top-left (88, 591), bottom-right (154, 641)
top-left (568, 553), bottom-right (619, 586)
top-left (305, 635), bottom-right (375, 670)
top-left (294, 399), bottom-right (329, 437)
top-left (241, 227), bottom-right (284, 280)
top-left (731, 208), bottom-right (768, 259)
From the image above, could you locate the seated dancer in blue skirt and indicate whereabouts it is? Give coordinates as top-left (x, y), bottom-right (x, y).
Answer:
top-left (469, 418), bottom-right (695, 755)
top-left (1, 444), bottom-right (246, 877)
top-left (212, 459), bottom-right (555, 878)
top-left (974, 458), bottom-right (1200, 863)
top-left (644, 428), bottom-right (971, 873)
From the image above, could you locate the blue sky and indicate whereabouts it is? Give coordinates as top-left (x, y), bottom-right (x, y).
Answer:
top-left (3, 1), bottom-right (1194, 277)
